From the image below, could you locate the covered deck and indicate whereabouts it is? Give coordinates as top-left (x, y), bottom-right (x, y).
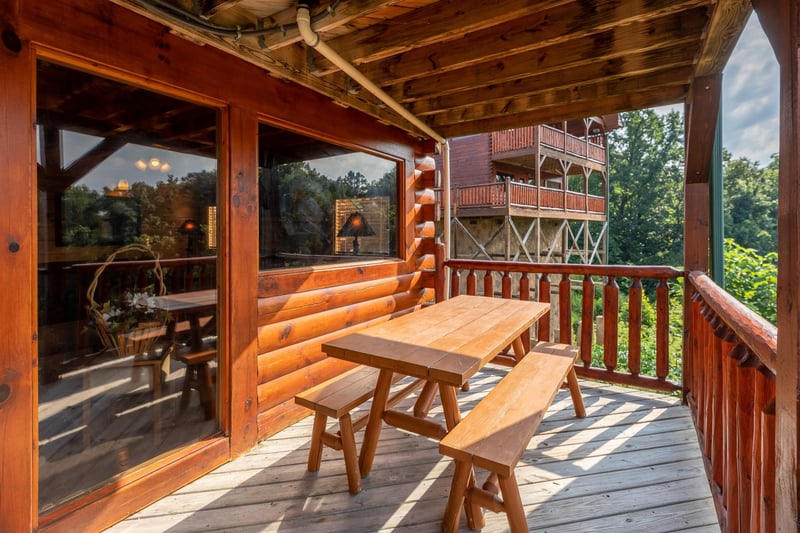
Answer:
top-left (109, 376), bottom-right (716, 532)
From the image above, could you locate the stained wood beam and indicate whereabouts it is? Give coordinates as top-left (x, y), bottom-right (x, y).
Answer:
top-left (322, 0), bottom-right (709, 80)
top-left (694, 0), bottom-right (752, 77)
top-left (317, 0), bottom-right (574, 67)
top-left (436, 85), bottom-right (687, 138)
top-left (684, 75), bottom-right (722, 184)
top-left (429, 67), bottom-right (692, 128)
top-left (386, 10), bottom-right (706, 104)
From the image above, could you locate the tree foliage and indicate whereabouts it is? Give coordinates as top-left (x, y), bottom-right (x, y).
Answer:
top-left (723, 151), bottom-right (778, 255)
top-left (607, 109), bottom-right (685, 266)
top-left (723, 239), bottom-right (777, 323)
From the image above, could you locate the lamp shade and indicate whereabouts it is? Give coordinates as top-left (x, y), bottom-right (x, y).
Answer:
top-left (337, 212), bottom-right (375, 238)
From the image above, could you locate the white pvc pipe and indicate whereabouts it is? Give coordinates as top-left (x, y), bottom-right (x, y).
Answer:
top-left (296, 4), bottom-right (451, 262)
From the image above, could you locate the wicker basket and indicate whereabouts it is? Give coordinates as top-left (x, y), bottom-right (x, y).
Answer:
top-left (86, 243), bottom-right (168, 358)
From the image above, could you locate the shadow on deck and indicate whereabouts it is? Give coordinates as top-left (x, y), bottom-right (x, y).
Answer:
top-left (108, 368), bottom-right (718, 532)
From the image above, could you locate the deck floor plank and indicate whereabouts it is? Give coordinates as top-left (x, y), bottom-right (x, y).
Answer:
top-left (107, 367), bottom-right (716, 532)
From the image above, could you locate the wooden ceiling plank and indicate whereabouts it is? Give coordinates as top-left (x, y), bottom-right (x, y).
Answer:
top-left (694, 0), bottom-right (752, 77)
top-left (430, 66), bottom-right (694, 127)
top-left (407, 44), bottom-right (697, 116)
top-left (437, 85), bottom-right (687, 138)
top-left (389, 11), bottom-right (707, 103)
top-left (319, 0), bottom-right (575, 66)
top-left (321, 0), bottom-right (710, 81)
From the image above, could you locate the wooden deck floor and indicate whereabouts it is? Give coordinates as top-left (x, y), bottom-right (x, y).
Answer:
top-left (107, 367), bottom-right (719, 532)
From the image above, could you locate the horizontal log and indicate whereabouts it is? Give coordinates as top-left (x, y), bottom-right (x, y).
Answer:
top-left (415, 188), bottom-right (436, 204)
top-left (257, 400), bottom-right (313, 440)
top-left (257, 303), bottom-right (422, 384)
top-left (257, 259), bottom-right (415, 296)
top-left (688, 271), bottom-right (777, 375)
top-left (416, 254), bottom-right (435, 271)
top-left (257, 356), bottom-right (358, 412)
top-left (416, 221), bottom-right (435, 238)
top-left (256, 289), bottom-right (429, 352)
top-left (415, 203), bottom-right (435, 221)
top-left (257, 271), bottom-right (422, 323)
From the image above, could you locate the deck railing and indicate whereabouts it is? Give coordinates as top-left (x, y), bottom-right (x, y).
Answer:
top-left (490, 125), bottom-right (607, 164)
top-left (436, 255), bottom-right (683, 393)
top-left (685, 272), bottom-right (777, 532)
top-left (448, 181), bottom-right (605, 214)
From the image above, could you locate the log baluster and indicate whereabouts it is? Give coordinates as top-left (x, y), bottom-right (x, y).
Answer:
top-left (734, 346), bottom-right (754, 531)
top-left (450, 268), bottom-right (461, 298)
top-left (559, 273), bottom-right (572, 344)
top-left (538, 273), bottom-right (551, 341)
top-left (603, 276), bottom-right (619, 371)
top-left (656, 278), bottom-right (670, 380)
top-left (628, 277), bottom-right (642, 376)
top-left (519, 273), bottom-right (530, 352)
top-left (483, 270), bottom-right (493, 297)
top-left (501, 271), bottom-right (511, 299)
top-left (760, 399), bottom-right (776, 533)
top-left (710, 334), bottom-right (724, 493)
top-left (466, 269), bottom-right (476, 296)
top-left (580, 274), bottom-right (594, 367)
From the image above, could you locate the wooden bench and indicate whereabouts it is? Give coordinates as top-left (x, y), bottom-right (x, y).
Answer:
top-left (439, 342), bottom-right (586, 533)
top-left (294, 365), bottom-right (424, 494)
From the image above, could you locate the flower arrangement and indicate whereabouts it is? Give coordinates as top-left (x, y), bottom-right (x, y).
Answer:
top-left (87, 243), bottom-right (169, 358)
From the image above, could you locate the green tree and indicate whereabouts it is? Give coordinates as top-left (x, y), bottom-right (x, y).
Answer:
top-left (607, 109), bottom-right (684, 266)
top-left (723, 151), bottom-right (778, 255)
top-left (723, 238), bottom-right (777, 323)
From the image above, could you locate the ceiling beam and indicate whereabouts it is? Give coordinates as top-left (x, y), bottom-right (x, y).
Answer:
top-left (319, 0), bottom-right (709, 79)
top-left (694, 0), bottom-right (752, 77)
top-left (387, 11), bottom-right (706, 103)
top-left (407, 44), bottom-right (696, 116)
top-left (436, 84), bottom-right (687, 138)
top-left (428, 66), bottom-right (693, 128)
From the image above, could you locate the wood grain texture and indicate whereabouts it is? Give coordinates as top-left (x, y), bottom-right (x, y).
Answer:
top-left (0, 22), bottom-right (36, 532)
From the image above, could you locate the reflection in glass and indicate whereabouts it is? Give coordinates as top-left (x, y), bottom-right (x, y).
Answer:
top-left (258, 123), bottom-right (399, 270)
top-left (36, 61), bottom-right (219, 513)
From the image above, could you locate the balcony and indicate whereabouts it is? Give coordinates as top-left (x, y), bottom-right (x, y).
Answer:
top-left (491, 125), bottom-right (608, 165)
top-left (446, 181), bottom-right (606, 219)
top-left (112, 257), bottom-right (773, 531)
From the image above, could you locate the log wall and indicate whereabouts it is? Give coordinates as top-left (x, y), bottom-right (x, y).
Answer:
top-left (1, 0), bottom-right (432, 530)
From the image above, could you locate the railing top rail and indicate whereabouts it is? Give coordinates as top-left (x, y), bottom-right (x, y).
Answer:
top-left (444, 259), bottom-right (683, 279)
top-left (688, 271), bottom-right (777, 374)
top-left (70, 255), bottom-right (217, 272)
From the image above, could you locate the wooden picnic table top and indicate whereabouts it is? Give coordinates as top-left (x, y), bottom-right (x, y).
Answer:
top-left (322, 295), bottom-right (550, 387)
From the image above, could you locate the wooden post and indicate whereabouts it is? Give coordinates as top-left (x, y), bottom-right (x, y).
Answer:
top-left (225, 106), bottom-right (260, 456)
top-left (0, 12), bottom-right (36, 530)
top-left (753, 0), bottom-right (800, 528)
top-left (683, 74), bottom-right (721, 403)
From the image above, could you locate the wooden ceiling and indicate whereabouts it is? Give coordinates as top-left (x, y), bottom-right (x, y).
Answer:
top-left (113, 0), bottom-right (752, 141)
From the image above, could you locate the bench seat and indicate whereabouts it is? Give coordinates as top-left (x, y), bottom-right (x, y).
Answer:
top-left (439, 342), bottom-right (585, 533)
top-left (295, 365), bottom-right (422, 494)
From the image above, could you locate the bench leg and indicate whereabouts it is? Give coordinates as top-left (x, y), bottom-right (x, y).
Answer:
top-left (339, 413), bottom-right (362, 494)
top-left (307, 412), bottom-right (327, 472)
top-left (565, 367), bottom-right (586, 418)
top-left (498, 471), bottom-right (527, 533)
top-left (442, 461), bottom-right (472, 533)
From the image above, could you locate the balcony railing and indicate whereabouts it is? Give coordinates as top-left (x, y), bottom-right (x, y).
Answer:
top-left (491, 125), bottom-right (607, 164)
top-left (686, 272), bottom-right (777, 532)
top-left (432, 250), bottom-right (780, 530)
top-left (447, 181), bottom-right (606, 215)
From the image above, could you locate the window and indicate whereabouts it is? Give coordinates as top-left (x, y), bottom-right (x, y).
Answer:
top-left (258, 123), bottom-right (399, 270)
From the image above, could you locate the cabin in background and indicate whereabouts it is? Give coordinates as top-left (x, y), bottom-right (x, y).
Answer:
top-left (438, 116), bottom-right (618, 264)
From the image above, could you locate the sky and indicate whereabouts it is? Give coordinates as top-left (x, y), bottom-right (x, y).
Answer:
top-left (656, 13), bottom-right (780, 167)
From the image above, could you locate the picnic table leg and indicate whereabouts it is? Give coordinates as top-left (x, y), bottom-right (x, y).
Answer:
top-left (438, 384), bottom-right (462, 431)
top-left (565, 367), bottom-right (586, 418)
top-left (511, 336), bottom-right (526, 361)
top-left (413, 381), bottom-right (438, 417)
top-left (358, 369), bottom-right (393, 477)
